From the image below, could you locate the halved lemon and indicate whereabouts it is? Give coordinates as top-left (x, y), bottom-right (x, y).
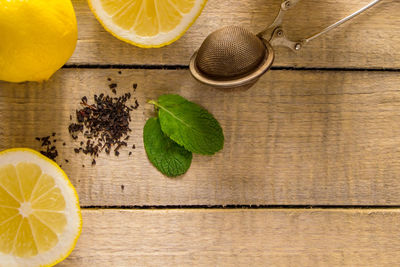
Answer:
top-left (88, 0), bottom-right (207, 48)
top-left (0, 148), bottom-right (81, 267)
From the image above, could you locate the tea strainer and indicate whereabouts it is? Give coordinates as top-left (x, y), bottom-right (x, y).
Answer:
top-left (189, 0), bottom-right (382, 88)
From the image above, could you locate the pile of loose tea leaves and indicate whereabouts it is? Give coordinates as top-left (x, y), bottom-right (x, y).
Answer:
top-left (68, 91), bottom-right (139, 163)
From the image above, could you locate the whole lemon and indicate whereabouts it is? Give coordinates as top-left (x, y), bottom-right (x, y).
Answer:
top-left (0, 0), bottom-right (77, 82)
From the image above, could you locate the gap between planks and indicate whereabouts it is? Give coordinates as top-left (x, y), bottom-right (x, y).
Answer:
top-left (62, 64), bottom-right (400, 72)
top-left (80, 205), bottom-right (400, 210)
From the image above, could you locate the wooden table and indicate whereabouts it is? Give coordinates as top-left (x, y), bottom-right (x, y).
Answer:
top-left (1, 0), bottom-right (400, 266)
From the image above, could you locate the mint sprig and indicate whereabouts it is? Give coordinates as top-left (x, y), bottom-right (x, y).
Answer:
top-left (143, 94), bottom-right (224, 177)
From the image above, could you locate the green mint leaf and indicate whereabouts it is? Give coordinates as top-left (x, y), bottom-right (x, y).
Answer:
top-left (150, 94), bottom-right (224, 155)
top-left (143, 117), bottom-right (192, 177)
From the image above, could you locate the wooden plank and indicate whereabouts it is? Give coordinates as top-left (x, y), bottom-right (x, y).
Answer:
top-left (59, 209), bottom-right (400, 266)
top-left (70, 0), bottom-right (400, 68)
top-left (1, 69), bottom-right (400, 206)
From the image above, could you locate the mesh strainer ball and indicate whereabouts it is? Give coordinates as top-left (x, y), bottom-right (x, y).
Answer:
top-left (195, 26), bottom-right (267, 78)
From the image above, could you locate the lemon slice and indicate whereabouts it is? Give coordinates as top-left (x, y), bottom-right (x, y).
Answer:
top-left (88, 0), bottom-right (207, 48)
top-left (0, 148), bottom-right (81, 267)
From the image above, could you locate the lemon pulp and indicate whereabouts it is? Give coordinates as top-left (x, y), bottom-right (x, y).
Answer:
top-left (101, 0), bottom-right (195, 36)
top-left (0, 163), bottom-right (67, 257)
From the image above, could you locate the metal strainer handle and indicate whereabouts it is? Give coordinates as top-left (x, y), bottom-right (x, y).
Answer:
top-left (258, 0), bottom-right (383, 51)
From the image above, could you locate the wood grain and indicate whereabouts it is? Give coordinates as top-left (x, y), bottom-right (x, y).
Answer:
top-left (1, 69), bottom-right (400, 206)
top-left (59, 209), bottom-right (400, 266)
top-left (69, 0), bottom-right (400, 68)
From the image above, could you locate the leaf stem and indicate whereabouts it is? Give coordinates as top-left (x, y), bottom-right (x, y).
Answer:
top-left (148, 100), bottom-right (160, 112)
top-left (148, 99), bottom-right (158, 106)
